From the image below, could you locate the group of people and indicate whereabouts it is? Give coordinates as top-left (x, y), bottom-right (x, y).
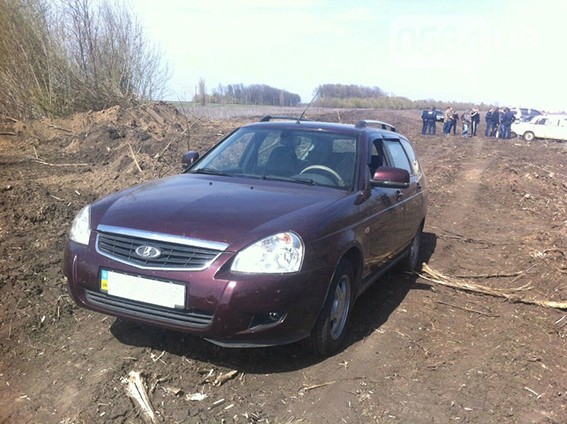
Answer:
top-left (484, 107), bottom-right (516, 139)
top-left (420, 107), bottom-right (517, 139)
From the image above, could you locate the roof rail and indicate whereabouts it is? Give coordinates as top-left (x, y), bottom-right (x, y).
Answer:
top-left (260, 115), bottom-right (310, 123)
top-left (355, 120), bottom-right (396, 132)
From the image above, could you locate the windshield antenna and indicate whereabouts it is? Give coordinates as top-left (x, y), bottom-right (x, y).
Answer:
top-left (297, 90), bottom-right (319, 123)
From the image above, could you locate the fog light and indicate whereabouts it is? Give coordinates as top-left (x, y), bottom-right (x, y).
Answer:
top-left (268, 312), bottom-right (283, 322)
top-left (249, 311), bottom-right (286, 329)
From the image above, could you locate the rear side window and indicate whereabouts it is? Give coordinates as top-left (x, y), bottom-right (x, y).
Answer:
top-left (400, 138), bottom-right (421, 175)
top-left (383, 139), bottom-right (411, 173)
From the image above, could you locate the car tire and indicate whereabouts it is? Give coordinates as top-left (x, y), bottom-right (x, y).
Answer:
top-left (303, 260), bottom-right (354, 356)
top-left (523, 131), bottom-right (535, 142)
top-left (401, 226), bottom-right (423, 271)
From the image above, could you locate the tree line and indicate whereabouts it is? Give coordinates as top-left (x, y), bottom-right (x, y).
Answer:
top-left (194, 82), bottom-right (301, 107)
top-left (0, 0), bottom-right (169, 119)
top-left (194, 80), bottom-right (484, 111)
top-left (317, 83), bottom-right (386, 99)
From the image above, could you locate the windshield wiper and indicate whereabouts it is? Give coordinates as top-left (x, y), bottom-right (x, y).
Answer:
top-left (262, 175), bottom-right (317, 186)
top-left (192, 168), bottom-right (231, 176)
top-left (289, 177), bottom-right (317, 186)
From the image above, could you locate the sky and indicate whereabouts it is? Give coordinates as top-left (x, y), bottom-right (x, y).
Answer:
top-left (133, 0), bottom-right (567, 111)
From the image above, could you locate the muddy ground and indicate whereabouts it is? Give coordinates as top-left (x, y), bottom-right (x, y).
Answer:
top-left (0, 103), bottom-right (566, 423)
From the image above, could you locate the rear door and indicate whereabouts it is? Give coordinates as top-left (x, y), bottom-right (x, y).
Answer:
top-left (399, 138), bottom-right (426, 238)
top-left (381, 137), bottom-right (422, 245)
top-left (543, 117), bottom-right (567, 141)
top-left (362, 137), bottom-right (406, 275)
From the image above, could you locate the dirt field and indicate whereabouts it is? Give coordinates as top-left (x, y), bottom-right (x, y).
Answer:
top-left (0, 103), bottom-right (566, 423)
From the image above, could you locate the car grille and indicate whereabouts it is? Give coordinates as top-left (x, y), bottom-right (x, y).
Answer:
top-left (96, 231), bottom-right (224, 271)
top-left (85, 290), bottom-right (213, 328)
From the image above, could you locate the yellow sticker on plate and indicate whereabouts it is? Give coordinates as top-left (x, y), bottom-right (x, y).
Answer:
top-left (101, 269), bottom-right (109, 291)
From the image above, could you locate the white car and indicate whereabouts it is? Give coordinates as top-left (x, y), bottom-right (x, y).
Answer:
top-left (512, 114), bottom-right (567, 142)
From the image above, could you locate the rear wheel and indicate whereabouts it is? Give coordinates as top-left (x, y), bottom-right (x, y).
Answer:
top-left (303, 260), bottom-right (354, 356)
top-left (402, 226), bottom-right (423, 271)
top-left (523, 131), bottom-right (535, 142)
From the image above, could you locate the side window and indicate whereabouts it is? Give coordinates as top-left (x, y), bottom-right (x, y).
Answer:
top-left (400, 138), bottom-right (420, 175)
top-left (368, 138), bottom-right (384, 175)
top-left (383, 139), bottom-right (411, 173)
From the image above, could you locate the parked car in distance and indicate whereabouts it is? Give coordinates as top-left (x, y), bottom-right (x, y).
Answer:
top-left (511, 107), bottom-right (542, 122)
top-left (512, 114), bottom-right (567, 142)
top-left (435, 109), bottom-right (444, 122)
top-left (64, 116), bottom-right (428, 356)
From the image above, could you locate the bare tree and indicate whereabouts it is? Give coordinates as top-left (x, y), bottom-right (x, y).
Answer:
top-left (0, 0), bottom-right (170, 118)
top-left (198, 78), bottom-right (206, 106)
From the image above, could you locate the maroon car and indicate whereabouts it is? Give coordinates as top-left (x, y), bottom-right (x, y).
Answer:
top-left (64, 117), bottom-right (427, 356)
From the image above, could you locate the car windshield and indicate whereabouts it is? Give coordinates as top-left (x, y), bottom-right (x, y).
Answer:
top-left (189, 127), bottom-right (358, 190)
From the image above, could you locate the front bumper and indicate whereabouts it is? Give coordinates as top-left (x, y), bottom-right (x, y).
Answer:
top-left (64, 241), bottom-right (333, 347)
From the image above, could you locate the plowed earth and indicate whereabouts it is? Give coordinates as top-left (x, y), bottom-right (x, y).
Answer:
top-left (0, 103), bottom-right (566, 423)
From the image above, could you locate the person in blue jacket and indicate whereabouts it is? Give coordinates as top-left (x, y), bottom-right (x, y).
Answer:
top-left (427, 107), bottom-right (437, 135)
top-left (421, 108), bottom-right (429, 135)
top-left (500, 108), bottom-right (516, 139)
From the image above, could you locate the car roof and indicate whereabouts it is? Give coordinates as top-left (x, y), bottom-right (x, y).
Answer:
top-left (243, 117), bottom-right (398, 137)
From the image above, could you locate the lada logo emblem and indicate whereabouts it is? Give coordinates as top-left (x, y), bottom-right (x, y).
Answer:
top-left (135, 245), bottom-right (161, 259)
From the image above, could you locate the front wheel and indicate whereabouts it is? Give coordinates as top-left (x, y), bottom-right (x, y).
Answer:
top-left (523, 131), bottom-right (535, 142)
top-left (303, 260), bottom-right (354, 356)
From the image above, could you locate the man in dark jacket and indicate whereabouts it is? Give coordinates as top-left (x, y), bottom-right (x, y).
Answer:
top-left (491, 108), bottom-right (501, 137)
top-left (470, 109), bottom-right (480, 136)
top-left (451, 110), bottom-right (459, 135)
top-left (500, 108), bottom-right (516, 139)
top-left (421, 108), bottom-right (428, 135)
top-left (427, 107), bottom-right (437, 135)
top-left (485, 109), bottom-right (494, 137)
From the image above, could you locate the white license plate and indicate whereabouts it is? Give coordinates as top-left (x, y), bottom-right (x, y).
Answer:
top-left (100, 270), bottom-right (186, 309)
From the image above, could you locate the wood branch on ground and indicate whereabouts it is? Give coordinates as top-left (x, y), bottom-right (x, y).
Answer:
top-left (122, 371), bottom-right (157, 424)
top-left (29, 158), bottom-right (89, 167)
top-left (128, 143), bottom-right (143, 173)
top-left (418, 263), bottom-right (567, 311)
top-left (48, 124), bottom-right (73, 133)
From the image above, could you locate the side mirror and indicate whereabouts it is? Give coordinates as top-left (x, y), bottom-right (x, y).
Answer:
top-left (371, 166), bottom-right (410, 189)
top-left (182, 151), bottom-right (200, 170)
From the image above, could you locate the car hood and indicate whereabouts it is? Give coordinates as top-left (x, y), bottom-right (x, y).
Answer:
top-left (91, 174), bottom-right (346, 250)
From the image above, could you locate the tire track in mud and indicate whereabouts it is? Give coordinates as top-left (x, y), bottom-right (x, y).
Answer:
top-left (427, 136), bottom-right (493, 237)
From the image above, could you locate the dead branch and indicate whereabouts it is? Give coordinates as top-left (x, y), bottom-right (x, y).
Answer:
top-left (30, 158), bottom-right (89, 167)
top-left (454, 271), bottom-right (523, 279)
top-left (0, 131), bottom-right (16, 136)
top-left (436, 300), bottom-right (499, 317)
top-left (48, 124), bottom-right (73, 133)
top-left (419, 264), bottom-right (567, 311)
top-left (213, 370), bottom-right (238, 386)
top-left (153, 137), bottom-right (176, 160)
top-left (122, 371), bottom-right (157, 424)
top-left (300, 381), bottom-right (335, 393)
top-left (435, 228), bottom-right (497, 245)
top-left (128, 143), bottom-right (143, 173)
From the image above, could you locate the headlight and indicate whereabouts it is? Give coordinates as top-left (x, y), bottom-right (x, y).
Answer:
top-left (69, 205), bottom-right (91, 245)
top-left (231, 232), bottom-right (304, 274)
